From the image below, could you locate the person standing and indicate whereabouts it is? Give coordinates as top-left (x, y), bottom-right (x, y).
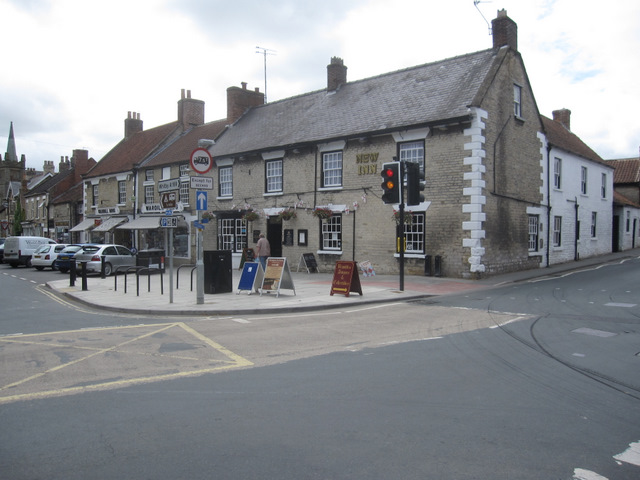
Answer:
top-left (255, 233), bottom-right (270, 270)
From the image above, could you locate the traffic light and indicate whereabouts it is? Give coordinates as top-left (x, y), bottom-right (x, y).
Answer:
top-left (406, 161), bottom-right (425, 206)
top-left (381, 162), bottom-right (401, 204)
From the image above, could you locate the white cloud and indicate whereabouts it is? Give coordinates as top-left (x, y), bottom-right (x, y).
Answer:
top-left (1, 0), bottom-right (638, 170)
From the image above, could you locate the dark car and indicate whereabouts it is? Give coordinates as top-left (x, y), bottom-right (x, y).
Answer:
top-left (54, 244), bottom-right (94, 273)
top-left (0, 238), bottom-right (5, 264)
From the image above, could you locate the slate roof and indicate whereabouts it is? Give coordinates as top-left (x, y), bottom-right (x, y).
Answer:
top-left (613, 190), bottom-right (640, 208)
top-left (210, 49), bottom-right (500, 158)
top-left (606, 158), bottom-right (640, 184)
top-left (85, 121), bottom-right (180, 178)
top-left (541, 116), bottom-right (608, 167)
top-left (142, 119), bottom-right (228, 168)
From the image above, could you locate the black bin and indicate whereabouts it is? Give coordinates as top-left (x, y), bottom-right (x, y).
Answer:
top-left (137, 249), bottom-right (165, 273)
top-left (204, 250), bottom-right (232, 294)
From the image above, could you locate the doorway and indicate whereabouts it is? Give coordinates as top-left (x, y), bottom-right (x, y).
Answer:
top-left (267, 218), bottom-right (282, 257)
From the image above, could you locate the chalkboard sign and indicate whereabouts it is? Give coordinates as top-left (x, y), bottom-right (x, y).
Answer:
top-left (239, 247), bottom-right (256, 269)
top-left (330, 261), bottom-right (363, 297)
top-left (297, 253), bottom-right (318, 273)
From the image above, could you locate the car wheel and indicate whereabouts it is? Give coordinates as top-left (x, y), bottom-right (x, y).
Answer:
top-left (35, 266), bottom-right (44, 271)
top-left (26, 259), bottom-right (32, 268)
top-left (59, 267), bottom-right (68, 273)
top-left (104, 263), bottom-right (113, 276)
top-left (10, 263), bottom-right (18, 268)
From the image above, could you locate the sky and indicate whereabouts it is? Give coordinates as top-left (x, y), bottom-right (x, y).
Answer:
top-left (1, 0), bottom-right (639, 171)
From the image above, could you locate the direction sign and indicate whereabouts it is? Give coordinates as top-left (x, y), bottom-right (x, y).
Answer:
top-left (190, 148), bottom-right (213, 174)
top-left (161, 192), bottom-right (177, 209)
top-left (159, 217), bottom-right (178, 228)
top-left (196, 191), bottom-right (208, 211)
top-left (190, 176), bottom-right (213, 190)
top-left (158, 178), bottom-right (180, 193)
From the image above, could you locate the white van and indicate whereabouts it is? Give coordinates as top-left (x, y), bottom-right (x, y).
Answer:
top-left (3, 236), bottom-right (57, 268)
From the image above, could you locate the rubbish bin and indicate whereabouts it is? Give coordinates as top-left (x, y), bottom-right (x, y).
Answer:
top-left (137, 249), bottom-right (165, 273)
top-left (204, 250), bottom-right (232, 294)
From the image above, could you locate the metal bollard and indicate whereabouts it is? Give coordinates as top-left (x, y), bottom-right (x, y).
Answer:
top-left (81, 262), bottom-right (88, 291)
top-left (70, 259), bottom-right (77, 287)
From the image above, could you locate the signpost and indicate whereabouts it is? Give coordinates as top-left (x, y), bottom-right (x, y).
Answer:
top-left (190, 176), bottom-right (213, 190)
top-left (159, 215), bottom-right (178, 304)
top-left (330, 261), bottom-right (363, 297)
top-left (158, 178), bottom-right (180, 193)
top-left (190, 148), bottom-right (212, 305)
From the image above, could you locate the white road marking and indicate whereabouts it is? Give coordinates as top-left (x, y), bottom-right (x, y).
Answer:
top-left (231, 318), bottom-right (251, 324)
top-left (572, 327), bottom-right (617, 338)
top-left (614, 440), bottom-right (640, 467)
top-left (604, 302), bottom-right (636, 308)
top-left (573, 468), bottom-right (608, 479)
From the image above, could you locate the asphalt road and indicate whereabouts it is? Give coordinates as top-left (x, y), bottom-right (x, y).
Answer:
top-left (1, 260), bottom-right (639, 479)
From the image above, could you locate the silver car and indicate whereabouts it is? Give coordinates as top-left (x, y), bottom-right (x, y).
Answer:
top-left (74, 244), bottom-right (136, 276)
top-left (31, 244), bottom-right (69, 270)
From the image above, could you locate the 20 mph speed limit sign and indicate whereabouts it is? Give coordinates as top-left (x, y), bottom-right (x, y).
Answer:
top-left (190, 148), bottom-right (213, 174)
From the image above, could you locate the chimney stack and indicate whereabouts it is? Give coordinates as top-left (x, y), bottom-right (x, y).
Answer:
top-left (327, 57), bottom-right (347, 92)
top-left (552, 108), bottom-right (572, 131)
top-left (43, 160), bottom-right (55, 175)
top-left (124, 111), bottom-right (143, 138)
top-left (492, 9), bottom-right (518, 51)
top-left (226, 83), bottom-right (265, 124)
top-left (178, 89), bottom-right (205, 130)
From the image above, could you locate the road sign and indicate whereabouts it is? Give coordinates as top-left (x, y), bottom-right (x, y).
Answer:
top-left (159, 217), bottom-right (178, 228)
top-left (190, 176), bottom-right (213, 190)
top-left (158, 178), bottom-right (180, 193)
top-left (196, 191), bottom-right (208, 211)
top-left (161, 192), bottom-right (177, 209)
top-left (190, 148), bottom-right (213, 174)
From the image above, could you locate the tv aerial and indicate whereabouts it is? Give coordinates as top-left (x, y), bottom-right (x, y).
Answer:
top-left (474, 0), bottom-right (493, 35)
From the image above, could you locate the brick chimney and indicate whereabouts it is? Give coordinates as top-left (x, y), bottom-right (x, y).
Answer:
top-left (59, 156), bottom-right (69, 172)
top-left (327, 57), bottom-right (347, 92)
top-left (492, 9), bottom-right (517, 51)
top-left (125, 111), bottom-right (143, 138)
top-left (552, 108), bottom-right (571, 131)
top-left (227, 83), bottom-right (265, 124)
top-left (178, 89), bottom-right (205, 130)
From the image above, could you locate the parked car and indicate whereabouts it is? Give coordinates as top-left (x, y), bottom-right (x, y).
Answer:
top-left (3, 236), bottom-right (57, 268)
top-left (54, 244), bottom-right (92, 273)
top-left (74, 244), bottom-right (137, 276)
top-left (31, 244), bottom-right (69, 270)
top-left (0, 238), bottom-right (5, 263)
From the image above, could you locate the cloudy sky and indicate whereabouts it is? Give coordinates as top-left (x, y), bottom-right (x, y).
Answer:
top-left (1, 0), bottom-right (638, 170)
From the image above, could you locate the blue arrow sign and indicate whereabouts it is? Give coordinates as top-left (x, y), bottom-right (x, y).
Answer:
top-left (196, 191), bottom-right (208, 211)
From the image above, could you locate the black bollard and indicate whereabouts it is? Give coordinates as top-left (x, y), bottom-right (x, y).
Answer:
top-left (70, 259), bottom-right (77, 287)
top-left (81, 262), bottom-right (88, 291)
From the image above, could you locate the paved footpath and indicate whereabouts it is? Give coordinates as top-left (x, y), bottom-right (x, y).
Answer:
top-left (47, 250), bottom-right (640, 316)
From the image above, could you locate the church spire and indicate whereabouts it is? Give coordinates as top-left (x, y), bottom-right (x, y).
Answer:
top-left (5, 121), bottom-right (18, 163)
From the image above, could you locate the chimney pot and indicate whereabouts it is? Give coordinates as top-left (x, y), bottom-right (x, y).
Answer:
top-left (241, 82), bottom-right (248, 90)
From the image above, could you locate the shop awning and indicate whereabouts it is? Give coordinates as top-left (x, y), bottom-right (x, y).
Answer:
top-left (117, 216), bottom-right (162, 230)
top-left (93, 216), bottom-right (128, 232)
top-left (70, 218), bottom-right (97, 232)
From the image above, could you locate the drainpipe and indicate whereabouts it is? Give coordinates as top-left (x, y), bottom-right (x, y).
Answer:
top-left (546, 143), bottom-right (552, 267)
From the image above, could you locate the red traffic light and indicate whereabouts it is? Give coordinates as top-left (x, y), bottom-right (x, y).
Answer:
top-left (380, 162), bottom-right (401, 204)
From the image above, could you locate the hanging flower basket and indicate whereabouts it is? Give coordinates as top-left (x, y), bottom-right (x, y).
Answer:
top-left (393, 211), bottom-right (413, 225)
top-left (278, 208), bottom-right (297, 221)
top-left (243, 210), bottom-right (260, 222)
top-left (202, 211), bottom-right (215, 222)
top-left (312, 207), bottom-right (333, 220)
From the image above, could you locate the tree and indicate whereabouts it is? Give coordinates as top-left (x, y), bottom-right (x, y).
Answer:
top-left (13, 201), bottom-right (25, 236)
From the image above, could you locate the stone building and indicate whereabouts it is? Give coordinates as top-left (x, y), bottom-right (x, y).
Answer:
top-left (202, 10), bottom-right (546, 278)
